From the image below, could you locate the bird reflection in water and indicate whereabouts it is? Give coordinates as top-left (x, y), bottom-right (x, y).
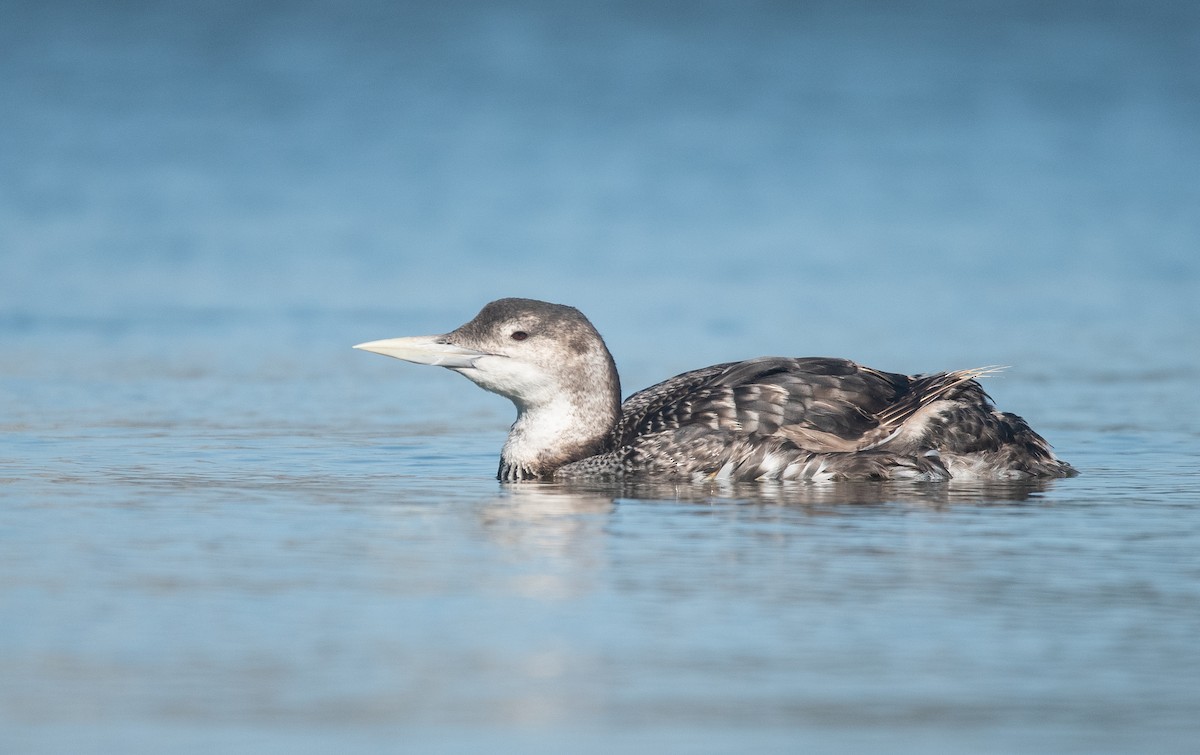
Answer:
top-left (491, 476), bottom-right (1063, 510)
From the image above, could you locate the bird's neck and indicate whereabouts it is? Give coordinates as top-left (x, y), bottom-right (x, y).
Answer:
top-left (499, 390), bottom-right (618, 481)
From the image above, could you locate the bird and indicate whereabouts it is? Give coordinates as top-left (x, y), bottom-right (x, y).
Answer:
top-left (354, 298), bottom-right (1076, 483)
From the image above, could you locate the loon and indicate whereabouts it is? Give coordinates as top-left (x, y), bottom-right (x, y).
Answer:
top-left (355, 298), bottom-right (1077, 483)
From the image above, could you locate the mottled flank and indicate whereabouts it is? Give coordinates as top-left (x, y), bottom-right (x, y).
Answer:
top-left (358, 298), bottom-right (1077, 482)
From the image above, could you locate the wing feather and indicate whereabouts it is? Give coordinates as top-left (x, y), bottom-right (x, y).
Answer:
top-left (597, 358), bottom-right (1070, 481)
top-left (614, 357), bottom-right (1005, 455)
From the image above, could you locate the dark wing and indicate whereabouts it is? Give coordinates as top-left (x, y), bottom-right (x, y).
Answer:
top-left (614, 357), bottom-right (996, 454)
top-left (612, 361), bottom-right (738, 444)
top-left (711, 357), bottom-right (912, 448)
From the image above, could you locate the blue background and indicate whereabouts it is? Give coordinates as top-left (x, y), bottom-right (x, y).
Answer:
top-left (3, 1), bottom-right (1199, 752)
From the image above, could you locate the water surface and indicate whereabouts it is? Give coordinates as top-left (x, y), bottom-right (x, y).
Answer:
top-left (3, 1), bottom-right (1200, 752)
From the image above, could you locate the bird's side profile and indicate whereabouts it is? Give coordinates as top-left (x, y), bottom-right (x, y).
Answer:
top-left (355, 298), bottom-right (1076, 483)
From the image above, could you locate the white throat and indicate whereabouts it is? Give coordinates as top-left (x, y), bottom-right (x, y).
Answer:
top-left (501, 396), bottom-right (587, 469)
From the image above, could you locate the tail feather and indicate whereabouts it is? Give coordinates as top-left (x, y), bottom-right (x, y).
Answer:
top-left (874, 366), bottom-right (1005, 429)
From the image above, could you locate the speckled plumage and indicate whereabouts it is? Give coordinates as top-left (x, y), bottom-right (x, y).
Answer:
top-left (356, 298), bottom-right (1077, 483)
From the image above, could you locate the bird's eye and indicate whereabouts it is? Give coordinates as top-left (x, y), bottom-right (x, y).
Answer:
top-left (510, 331), bottom-right (529, 341)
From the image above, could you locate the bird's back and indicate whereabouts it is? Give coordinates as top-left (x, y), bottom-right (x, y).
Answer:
top-left (558, 357), bottom-right (1075, 481)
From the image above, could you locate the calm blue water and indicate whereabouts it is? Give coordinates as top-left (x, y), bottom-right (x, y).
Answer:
top-left (3, 1), bottom-right (1200, 752)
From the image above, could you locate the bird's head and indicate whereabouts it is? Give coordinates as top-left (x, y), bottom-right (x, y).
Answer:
top-left (354, 298), bottom-right (620, 415)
